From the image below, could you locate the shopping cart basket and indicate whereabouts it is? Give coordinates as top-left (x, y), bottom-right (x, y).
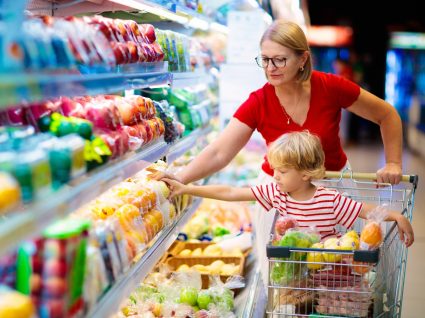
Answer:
top-left (266, 170), bottom-right (418, 318)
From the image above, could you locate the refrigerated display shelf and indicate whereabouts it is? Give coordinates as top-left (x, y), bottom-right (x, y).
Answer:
top-left (0, 123), bottom-right (212, 257)
top-left (171, 70), bottom-right (214, 89)
top-left (87, 196), bottom-right (203, 318)
top-left (0, 62), bottom-right (215, 109)
top-left (27, 0), bottom-right (228, 34)
top-left (0, 62), bottom-right (172, 109)
top-left (0, 139), bottom-right (166, 257)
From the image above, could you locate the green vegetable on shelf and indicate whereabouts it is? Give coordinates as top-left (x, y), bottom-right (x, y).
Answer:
top-left (48, 113), bottom-right (93, 140)
top-left (213, 227), bottom-right (230, 237)
top-left (84, 137), bottom-right (112, 170)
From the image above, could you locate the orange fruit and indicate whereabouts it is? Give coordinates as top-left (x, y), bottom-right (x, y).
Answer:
top-left (116, 204), bottom-right (140, 218)
top-left (360, 221), bottom-right (382, 249)
top-left (150, 209), bottom-right (164, 229)
top-left (352, 261), bottom-right (372, 274)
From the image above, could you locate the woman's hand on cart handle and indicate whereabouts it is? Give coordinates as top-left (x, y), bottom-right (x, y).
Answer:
top-left (376, 163), bottom-right (402, 185)
top-left (325, 169), bottom-right (414, 184)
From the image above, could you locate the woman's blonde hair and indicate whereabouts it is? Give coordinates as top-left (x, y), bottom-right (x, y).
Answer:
top-left (260, 20), bottom-right (312, 82)
top-left (267, 131), bottom-right (325, 179)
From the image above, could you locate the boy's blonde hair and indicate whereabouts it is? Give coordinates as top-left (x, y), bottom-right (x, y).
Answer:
top-left (267, 131), bottom-right (326, 179)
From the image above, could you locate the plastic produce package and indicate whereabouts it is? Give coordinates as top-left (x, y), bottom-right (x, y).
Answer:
top-left (270, 228), bottom-right (320, 285)
top-left (360, 205), bottom-right (386, 250)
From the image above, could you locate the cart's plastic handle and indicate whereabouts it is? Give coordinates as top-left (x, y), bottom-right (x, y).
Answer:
top-left (325, 171), bottom-right (418, 186)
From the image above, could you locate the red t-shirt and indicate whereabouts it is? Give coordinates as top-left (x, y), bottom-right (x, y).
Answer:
top-left (233, 70), bottom-right (361, 176)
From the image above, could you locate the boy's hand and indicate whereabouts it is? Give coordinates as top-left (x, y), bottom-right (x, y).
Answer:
top-left (162, 177), bottom-right (186, 199)
top-left (147, 169), bottom-right (183, 184)
top-left (395, 215), bottom-right (414, 247)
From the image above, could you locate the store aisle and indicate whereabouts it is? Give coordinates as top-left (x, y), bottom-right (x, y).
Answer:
top-left (345, 143), bottom-right (425, 317)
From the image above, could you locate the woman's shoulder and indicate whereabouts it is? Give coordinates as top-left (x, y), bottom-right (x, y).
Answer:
top-left (312, 70), bottom-right (360, 88)
top-left (312, 70), bottom-right (341, 84)
top-left (251, 82), bottom-right (274, 96)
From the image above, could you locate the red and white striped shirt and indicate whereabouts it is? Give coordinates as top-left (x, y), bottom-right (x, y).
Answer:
top-left (251, 183), bottom-right (363, 239)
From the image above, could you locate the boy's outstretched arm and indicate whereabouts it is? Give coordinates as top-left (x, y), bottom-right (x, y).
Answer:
top-left (359, 203), bottom-right (414, 247)
top-left (162, 178), bottom-right (256, 202)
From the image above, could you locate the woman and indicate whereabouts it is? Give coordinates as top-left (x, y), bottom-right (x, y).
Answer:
top-left (171, 20), bottom-right (402, 186)
top-left (157, 20), bottom-right (403, 286)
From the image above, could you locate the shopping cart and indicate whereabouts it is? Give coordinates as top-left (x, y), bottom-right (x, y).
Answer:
top-left (266, 170), bottom-right (418, 318)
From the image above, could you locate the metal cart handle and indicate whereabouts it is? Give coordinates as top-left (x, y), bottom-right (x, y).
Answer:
top-left (325, 171), bottom-right (418, 186)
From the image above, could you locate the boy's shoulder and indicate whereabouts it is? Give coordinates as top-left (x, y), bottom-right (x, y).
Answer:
top-left (316, 186), bottom-right (340, 196)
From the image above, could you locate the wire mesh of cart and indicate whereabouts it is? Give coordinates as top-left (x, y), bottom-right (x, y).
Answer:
top-left (266, 170), bottom-right (418, 318)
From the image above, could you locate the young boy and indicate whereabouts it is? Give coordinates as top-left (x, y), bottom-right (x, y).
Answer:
top-left (161, 131), bottom-right (414, 246)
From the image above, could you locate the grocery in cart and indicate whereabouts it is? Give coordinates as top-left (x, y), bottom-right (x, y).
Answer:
top-left (266, 170), bottom-right (417, 318)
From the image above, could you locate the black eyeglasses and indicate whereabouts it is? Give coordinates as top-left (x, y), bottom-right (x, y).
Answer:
top-left (255, 56), bottom-right (287, 68)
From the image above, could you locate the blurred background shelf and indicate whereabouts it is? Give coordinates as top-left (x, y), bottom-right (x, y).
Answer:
top-left (0, 62), bottom-right (171, 109)
top-left (171, 70), bottom-right (213, 89)
top-left (166, 119), bottom-right (212, 164)
top-left (27, 0), bottom-right (228, 34)
top-left (87, 196), bottom-right (203, 318)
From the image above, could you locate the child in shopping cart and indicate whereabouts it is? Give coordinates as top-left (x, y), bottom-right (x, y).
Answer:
top-left (160, 131), bottom-right (414, 247)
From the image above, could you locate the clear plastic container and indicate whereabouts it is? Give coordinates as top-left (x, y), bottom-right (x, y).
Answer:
top-left (0, 149), bottom-right (51, 203)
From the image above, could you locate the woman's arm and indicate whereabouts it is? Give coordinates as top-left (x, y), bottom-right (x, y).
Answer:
top-left (358, 203), bottom-right (414, 247)
top-left (346, 89), bottom-right (402, 184)
top-left (177, 118), bottom-right (254, 184)
top-left (162, 178), bottom-right (256, 202)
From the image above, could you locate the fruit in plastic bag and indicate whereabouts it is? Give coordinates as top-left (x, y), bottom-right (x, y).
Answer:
top-left (278, 229), bottom-right (313, 261)
top-left (211, 287), bottom-right (234, 311)
top-left (360, 221), bottom-right (383, 250)
top-left (179, 286), bottom-right (198, 306)
top-left (197, 290), bottom-right (212, 310)
top-left (339, 230), bottom-right (360, 250)
top-left (307, 242), bottom-right (325, 270)
top-left (270, 262), bottom-right (295, 285)
top-left (322, 237), bottom-right (342, 263)
top-left (274, 215), bottom-right (298, 236)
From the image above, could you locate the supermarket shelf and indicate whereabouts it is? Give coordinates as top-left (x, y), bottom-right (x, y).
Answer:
top-left (27, 0), bottom-right (228, 34)
top-left (0, 139), bottom-right (169, 257)
top-left (166, 120), bottom-right (213, 164)
top-left (0, 62), bottom-right (171, 109)
top-left (171, 70), bottom-right (213, 89)
top-left (0, 120), bottom-right (213, 257)
top-left (88, 196), bottom-right (203, 318)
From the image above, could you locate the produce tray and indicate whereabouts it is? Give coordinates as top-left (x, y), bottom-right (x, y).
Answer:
top-left (170, 241), bottom-right (252, 258)
top-left (169, 241), bottom-right (214, 256)
top-left (165, 256), bottom-right (245, 289)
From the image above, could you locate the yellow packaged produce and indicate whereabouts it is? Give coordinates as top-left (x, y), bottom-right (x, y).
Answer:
top-left (208, 260), bottom-right (225, 274)
top-left (0, 172), bottom-right (21, 213)
top-left (191, 248), bottom-right (203, 256)
top-left (0, 290), bottom-right (35, 318)
top-left (179, 249), bottom-right (192, 256)
top-left (177, 264), bottom-right (191, 272)
top-left (203, 244), bottom-right (222, 256)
